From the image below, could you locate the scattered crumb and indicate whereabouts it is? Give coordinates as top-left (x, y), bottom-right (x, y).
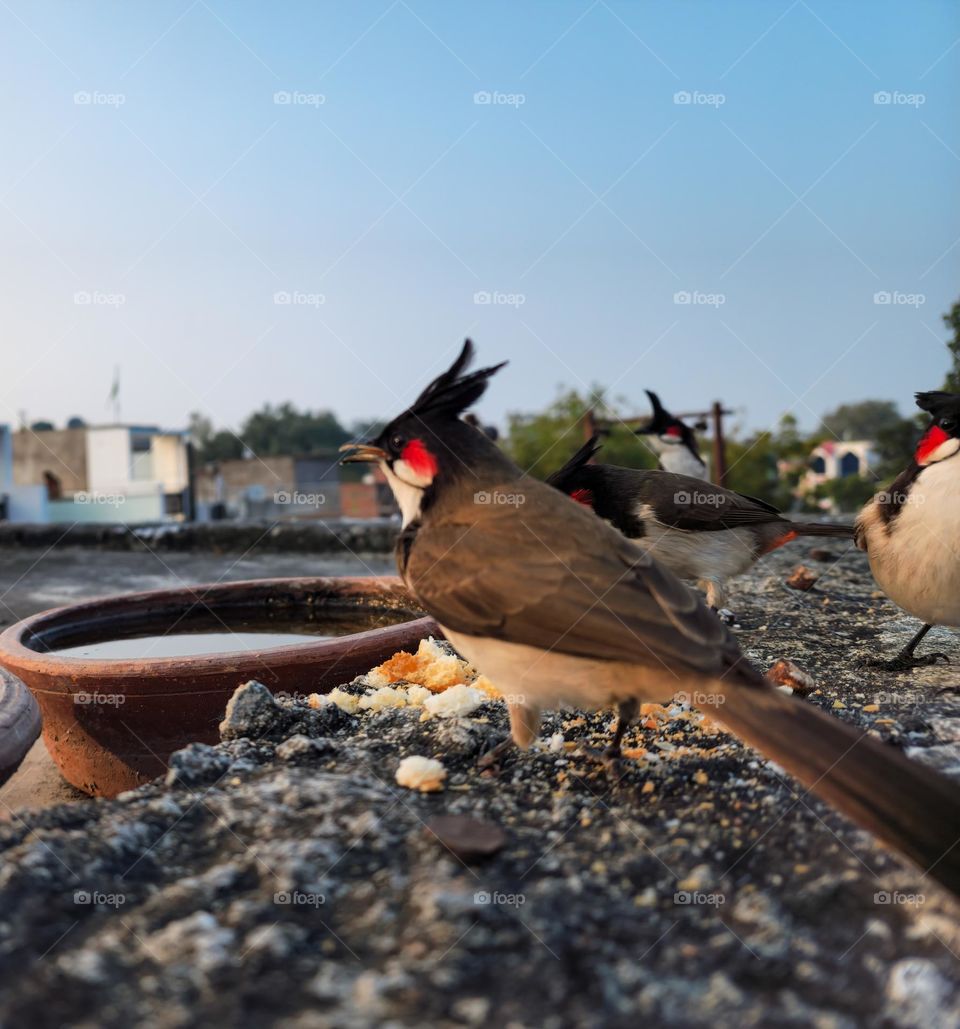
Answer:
top-left (307, 688), bottom-right (360, 714)
top-left (863, 703), bottom-right (880, 713)
top-left (395, 755), bottom-right (446, 792)
top-left (765, 659), bottom-right (816, 696)
top-left (786, 566), bottom-right (818, 591)
top-left (359, 686), bottom-right (409, 712)
top-left (422, 684), bottom-right (487, 719)
top-left (367, 637), bottom-right (476, 692)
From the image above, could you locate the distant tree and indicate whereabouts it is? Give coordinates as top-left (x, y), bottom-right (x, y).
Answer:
top-left (814, 475), bottom-right (877, 513)
top-left (504, 386), bottom-right (657, 479)
top-left (66, 416), bottom-right (86, 429)
top-left (725, 414), bottom-right (815, 510)
top-left (942, 298), bottom-right (960, 392)
top-left (819, 400), bottom-right (901, 442)
top-left (29, 420), bottom-right (54, 431)
top-left (188, 410), bottom-right (243, 463)
top-left (239, 402), bottom-right (350, 456)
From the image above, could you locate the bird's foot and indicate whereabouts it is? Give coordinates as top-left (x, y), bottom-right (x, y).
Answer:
top-left (477, 736), bottom-right (515, 775)
top-left (578, 745), bottom-right (629, 784)
top-left (864, 652), bottom-right (950, 672)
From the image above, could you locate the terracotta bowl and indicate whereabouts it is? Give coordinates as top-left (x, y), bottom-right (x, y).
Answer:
top-left (0, 576), bottom-right (438, 797)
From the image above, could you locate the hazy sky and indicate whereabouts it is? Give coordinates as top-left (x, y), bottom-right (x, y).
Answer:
top-left (1, 1), bottom-right (958, 439)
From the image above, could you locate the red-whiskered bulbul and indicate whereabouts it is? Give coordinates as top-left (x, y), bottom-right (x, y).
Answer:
top-left (547, 436), bottom-right (853, 611)
top-left (636, 389), bottom-right (708, 479)
top-left (855, 390), bottom-right (960, 669)
top-left (341, 342), bottom-right (960, 897)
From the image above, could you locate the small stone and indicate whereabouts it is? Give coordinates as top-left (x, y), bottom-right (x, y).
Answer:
top-left (425, 814), bottom-right (506, 860)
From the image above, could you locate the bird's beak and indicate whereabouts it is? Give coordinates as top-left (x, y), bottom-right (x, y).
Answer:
top-left (338, 442), bottom-right (387, 464)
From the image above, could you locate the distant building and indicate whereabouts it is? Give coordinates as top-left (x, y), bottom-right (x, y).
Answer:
top-left (800, 439), bottom-right (876, 494)
top-left (194, 454), bottom-right (395, 521)
top-left (2, 423), bottom-right (191, 524)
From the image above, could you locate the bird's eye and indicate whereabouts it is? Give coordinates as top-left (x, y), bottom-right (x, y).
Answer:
top-left (941, 418), bottom-right (956, 433)
top-left (390, 434), bottom-right (405, 452)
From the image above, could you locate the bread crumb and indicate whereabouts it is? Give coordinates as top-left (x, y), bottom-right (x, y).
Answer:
top-left (368, 637), bottom-right (475, 692)
top-left (308, 688), bottom-right (360, 714)
top-left (395, 755), bottom-right (446, 792)
top-left (693, 770), bottom-right (709, 786)
top-left (642, 781), bottom-right (655, 794)
top-left (422, 684), bottom-right (486, 719)
top-left (359, 686), bottom-right (408, 712)
top-left (863, 703), bottom-right (880, 713)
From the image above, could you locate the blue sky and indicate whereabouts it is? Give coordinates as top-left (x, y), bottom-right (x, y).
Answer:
top-left (1, 1), bottom-right (958, 438)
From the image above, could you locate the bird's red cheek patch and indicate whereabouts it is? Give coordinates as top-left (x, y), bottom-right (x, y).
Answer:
top-left (401, 439), bottom-right (438, 479)
top-left (916, 425), bottom-right (950, 464)
top-left (570, 488), bottom-right (594, 508)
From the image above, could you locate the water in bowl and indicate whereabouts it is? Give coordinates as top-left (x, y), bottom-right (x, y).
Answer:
top-left (47, 609), bottom-right (400, 660)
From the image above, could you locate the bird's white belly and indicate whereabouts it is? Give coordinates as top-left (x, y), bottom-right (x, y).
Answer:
top-left (634, 510), bottom-right (757, 584)
top-left (440, 628), bottom-right (683, 712)
top-left (866, 462), bottom-right (960, 626)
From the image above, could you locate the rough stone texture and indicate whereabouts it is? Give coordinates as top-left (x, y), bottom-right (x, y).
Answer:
top-left (1, 538), bottom-right (960, 1027)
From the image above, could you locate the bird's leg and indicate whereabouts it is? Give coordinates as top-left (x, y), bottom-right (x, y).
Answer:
top-left (580, 699), bottom-right (638, 782)
top-left (700, 579), bottom-right (737, 626)
top-left (477, 735), bottom-right (516, 774)
top-left (478, 700), bottom-right (541, 774)
top-left (866, 623), bottom-right (950, 671)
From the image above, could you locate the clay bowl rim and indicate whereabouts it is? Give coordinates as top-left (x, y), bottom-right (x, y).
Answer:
top-left (0, 575), bottom-right (435, 695)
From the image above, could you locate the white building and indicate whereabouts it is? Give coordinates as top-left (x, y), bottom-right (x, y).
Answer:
top-left (2, 423), bottom-right (191, 524)
top-left (800, 439), bottom-right (876, 494)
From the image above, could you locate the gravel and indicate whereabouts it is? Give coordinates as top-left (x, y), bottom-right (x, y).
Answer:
top-left (1, 538), bottom-right (959, 1027)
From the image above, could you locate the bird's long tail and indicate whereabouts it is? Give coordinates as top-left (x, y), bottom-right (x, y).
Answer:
top-left (791, 521), bottom-right (855, 538)
top-left (715, 674), bottom-right (960, 897)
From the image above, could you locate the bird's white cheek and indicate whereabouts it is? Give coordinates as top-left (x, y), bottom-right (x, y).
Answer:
top-left (924, 438), bottom-right (960, 464)
top-left (380, 461), bottom-right (427, 528)
top-left (393, 458), bottom-right (434, 489)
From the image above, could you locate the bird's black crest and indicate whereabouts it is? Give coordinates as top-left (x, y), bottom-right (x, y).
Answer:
top-left (645, 389), bottom-right (668, 419)
top-left (408, 340), bottom-right (507, 421)
top-left (916, 390), bottom-right (960, 422)
top-left (547, 434), bottom-right (604, 487)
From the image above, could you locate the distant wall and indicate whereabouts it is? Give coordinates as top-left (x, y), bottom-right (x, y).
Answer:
top-left (11, 428), bottom-right (88, 493)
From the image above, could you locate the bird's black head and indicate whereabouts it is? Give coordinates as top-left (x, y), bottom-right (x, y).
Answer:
top-left (339, 340), bottom-right (512, 524)
top-left (635, 389), bottom-right (701, 454)
top-left (914, 390), bottom-right (960, 465)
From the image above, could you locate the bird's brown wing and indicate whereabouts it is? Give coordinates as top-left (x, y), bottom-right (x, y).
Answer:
top-left (635, 471), bottom-right (785, 532)
top-left (404, 479), bottom-right (750, 680)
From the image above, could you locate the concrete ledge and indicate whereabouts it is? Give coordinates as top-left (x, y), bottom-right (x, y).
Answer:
top-left (0, 520), bottom-right (399, 555)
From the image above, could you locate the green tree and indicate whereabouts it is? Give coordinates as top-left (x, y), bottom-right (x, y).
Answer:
top-left (504, 386), bottom-right (657, 479)
top-left (188, 411), bottom-right (243, 463)
top-left (942, 298), bottom-right (960, 392)
top-left (820, 400), bottom-right (901, 442)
